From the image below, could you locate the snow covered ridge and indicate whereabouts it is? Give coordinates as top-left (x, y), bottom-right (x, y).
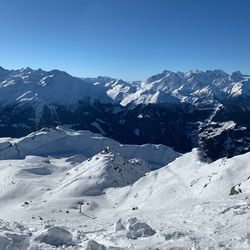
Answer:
top-left (0, 126), bottom-right (180, 167)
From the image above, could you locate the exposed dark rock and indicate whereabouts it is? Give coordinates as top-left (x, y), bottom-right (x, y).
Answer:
top-left (229, 184), bottom-right (242, 195)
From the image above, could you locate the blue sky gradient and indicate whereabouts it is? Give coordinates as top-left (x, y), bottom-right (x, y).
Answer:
top-left (0, 0), bottom-right (249, 80)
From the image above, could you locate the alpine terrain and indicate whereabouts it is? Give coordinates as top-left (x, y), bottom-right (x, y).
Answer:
top-left (0, 67), bottom-right (250, 249)
top-left (0, 66), bottom-right (250, 160)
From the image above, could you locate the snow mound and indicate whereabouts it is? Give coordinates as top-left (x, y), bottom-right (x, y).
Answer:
top-left (164, 230), bottom-right (188, 241)
top-left (36, 226), bottom-right (73, 247)
top-left (113, 217), bottom-right (156, 239)
top-left (0, 220), bottom-right (30, 250)
top-left (113, 219), bottom-right (125, 232)
top-left (85, 239), bottom-right (107, 250)
top-left (125, 217), bottom-right (156, 239)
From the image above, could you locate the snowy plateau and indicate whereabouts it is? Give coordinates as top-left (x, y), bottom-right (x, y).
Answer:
top-left (0, 67), bottom-right (250, 249)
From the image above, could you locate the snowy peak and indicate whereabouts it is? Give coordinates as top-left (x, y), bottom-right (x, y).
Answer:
top-left (121, 69), bottom-right (250, 106)
top-left (57, 149), bottom-right (150, 197)
top-left (145, 70), bottom-right (182, 84)
top-left (231, 71), bottom-right (245, 81)
top-left (0, 66), bottom-right (117, 106)
top-left (1, 66), bottom-right (249, 107)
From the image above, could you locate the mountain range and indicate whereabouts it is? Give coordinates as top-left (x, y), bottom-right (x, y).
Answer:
top-left (1, 66), bottom-right (250, 249)
top-left (0, 66), bottom-right (250, 160)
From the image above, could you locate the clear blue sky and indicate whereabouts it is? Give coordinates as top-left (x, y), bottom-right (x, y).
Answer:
top-left (0, 0), bottom-right (249, 80)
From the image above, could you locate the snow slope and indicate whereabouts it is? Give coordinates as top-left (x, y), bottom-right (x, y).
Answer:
top-left (54, 150), bottom-right (150, 197)
top-left (0, 129), bottom-right (250, 249)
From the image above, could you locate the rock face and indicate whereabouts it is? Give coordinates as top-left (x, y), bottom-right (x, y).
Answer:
top-left (229, 184), bottom-right (243, 195)
top-left (1, 66), bottom-right (250, 161)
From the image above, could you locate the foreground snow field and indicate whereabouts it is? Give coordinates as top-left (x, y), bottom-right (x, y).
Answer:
top-left (0, 127), bottom-right (250, 249)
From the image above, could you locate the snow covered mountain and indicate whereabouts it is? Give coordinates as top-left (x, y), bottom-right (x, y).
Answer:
top-left (119, 69), bottom-right (250, 106)
top-left (0, 67), bottom-right (116, 106)
top-left (0, 66), bottom-right (250, 161)
top-left (0, 128), bottom-right (250, 249)
top-left (2, 66), bottom-right (249, 108)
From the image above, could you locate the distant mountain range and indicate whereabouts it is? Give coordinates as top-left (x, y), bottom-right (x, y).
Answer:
top-left (0, 66), bottom-right (250, 160)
